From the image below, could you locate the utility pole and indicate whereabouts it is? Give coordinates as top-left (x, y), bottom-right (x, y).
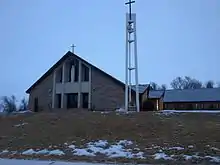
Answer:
top-left (125, 0), bottom-right (140, 112)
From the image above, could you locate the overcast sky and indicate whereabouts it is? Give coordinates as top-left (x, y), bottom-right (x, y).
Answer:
top-left (0, 0), bottom-right (219, 100)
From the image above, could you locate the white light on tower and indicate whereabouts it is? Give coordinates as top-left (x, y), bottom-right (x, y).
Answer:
top-left (125, 0), bottom-right (140, 112)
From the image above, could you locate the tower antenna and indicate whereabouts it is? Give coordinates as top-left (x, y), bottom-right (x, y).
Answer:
top-left (124, 0), bottom-right (140, 112)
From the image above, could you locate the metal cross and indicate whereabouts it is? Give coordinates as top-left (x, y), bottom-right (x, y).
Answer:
top-left (125, 0), bottom-right (135, 20)
top-left (71, 44), bottom-right (76, 53)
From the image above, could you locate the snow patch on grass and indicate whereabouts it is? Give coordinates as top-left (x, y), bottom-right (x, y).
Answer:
top-left (69, 140), bottom-right (144, 159)
top-left (205, 156), bottom-right (220, 163)
top-left (48, 149), bottom-right (65, 156)
top-left (167, 147), bottom-right (184, 151)
top-left (21, 149), bottom-right (65, 156)
top-left (188, 145), bottom-right (194, 148)
top-left (14, 122), bottom-right (28, 127)
top-left (74, 148), bottom-right (96, 157)
top-left (0, 150), bottom-right (9, 154)
top-left (22, 149), bottom-right (36, 155)
top-left (153, 152), bottom-right (173, 160)
top-left (183, 154), bottom-right (220, 163)
top-left (68, 145), bottom-right (76, 149)
top-left (210, 147), bottom-right (220, 151)
top-left (160, 110), bottom-right (220, 115)
top-left (183, 155), bottom-right (193, 160)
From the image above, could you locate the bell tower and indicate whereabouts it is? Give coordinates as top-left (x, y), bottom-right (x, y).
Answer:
top-left (125, 0), bottom-right (140, 112)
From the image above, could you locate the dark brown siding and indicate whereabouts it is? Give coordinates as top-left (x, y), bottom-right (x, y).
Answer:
top-left (164, 102), bottom-right (220, 110)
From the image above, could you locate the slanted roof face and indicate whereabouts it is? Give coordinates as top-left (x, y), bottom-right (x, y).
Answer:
top-left (26, 51), bottom-right (127, 93)
top-left (131, 84), bottom-right (150, 94)
top-left (163, 88), bottom-right (220, 102)
top-left (148, 90), bottom-right (164, 99)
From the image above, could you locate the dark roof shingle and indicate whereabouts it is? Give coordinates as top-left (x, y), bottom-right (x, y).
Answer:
top-left (163, 88), bottom-right (220, 102)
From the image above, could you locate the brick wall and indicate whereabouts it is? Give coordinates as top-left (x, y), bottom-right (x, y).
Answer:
top-left (91, 68), bottom-right (125, 111)
top-left (28, 73), bottom-right (53, 112)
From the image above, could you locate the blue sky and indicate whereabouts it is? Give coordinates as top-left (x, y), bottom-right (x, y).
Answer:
top-left (0, 0), bottom-right (219, 100)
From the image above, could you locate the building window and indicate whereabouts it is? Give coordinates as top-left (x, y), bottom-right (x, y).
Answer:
top-left (201, 104), bottom-right (204, 109)
top-left (34, 97), bottom-right (39, 112)
top-left (82, 93), bottom-right (89, 108)
top-left (74, 61), bottom-right (79, 82)
top-left (213, 103), bottom-right (218, 109)
top-left (56, 67), bottom-right (63, 83)
top-left (67, 65), bottom-right (73, 82)
top-left (67, 93), bottom-right (78, 108)
top-left (56, 94), bottom-right (61, 108)
top-left (156, 99), bottom-right (159, 110)
top-left (81, 64), bottom-right (89, 82)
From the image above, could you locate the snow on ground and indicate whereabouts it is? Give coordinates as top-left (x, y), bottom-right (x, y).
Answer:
top-left (1, 141), bottom-right (220, 163)
top-left (205, 156), bottom-right (220, 163)
top-left (153, 152), bottom-right (173, 160)
top-left (68, 140), bottom-right (144, 159)
top-left (12, 110), bottom-right (32, 114)
top-left (188, 145), bottom-right (194, 148)
top-left (14, 122), bottom-right (28, 127)
top-left (0, 150), bottom-right (9, 154)
top-left (167, 146), bottom-right (184, 151)
top-left (160, 110), bottom-right (220, 115)
top-left (210, 147), bottom-right (220, 151)
top-left (21, 149), bottom-right (64, 156)
top-left (1, 159), bottom-right (147, 165)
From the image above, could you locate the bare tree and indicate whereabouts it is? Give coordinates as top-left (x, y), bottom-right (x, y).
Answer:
top-left (0, 95), bottom-right (17, 113)
top-left (170, 77), bottom-right (185, 89)
top-left (150, 82), bottom-right (159, 90)
top-left (170, 76), bottom-right (202, 89)
top-left (205, 80), bottom-right (214, 88)
top-left (19, 97), bottom-right (28, 111)
top-left (160, 84), bottom-right (167, 90)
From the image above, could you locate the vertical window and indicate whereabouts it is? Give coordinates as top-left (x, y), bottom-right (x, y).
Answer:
top-left (56, 94), bottom-right (61, 108)
top-left (156, 99), bottom-right (159, 110)
top-left (56, 68), bottom-right (62, 83)
top-left (201, 104), bottom-right (204, 109)
top-left (82, 93), bottom-right (89, 108)
top-left (74, 61), bottom-right (79, 82)
top-left (34, 97), bottom-right (39, 112)
top-left (81, 64), bottom-right (89, 82)
top-left (195, 103), bottom-right (198, 109)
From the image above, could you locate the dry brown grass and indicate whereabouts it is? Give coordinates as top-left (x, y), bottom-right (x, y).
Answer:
top-left (0, 110), bottom-right (220, 164)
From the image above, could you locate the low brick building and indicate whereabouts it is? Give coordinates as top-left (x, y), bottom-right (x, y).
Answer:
top-left (141, 88), bottom-right (220, 110)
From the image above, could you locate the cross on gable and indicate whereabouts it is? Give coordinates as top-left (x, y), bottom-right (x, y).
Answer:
top-left (71, 44), bottom-right (76, 53)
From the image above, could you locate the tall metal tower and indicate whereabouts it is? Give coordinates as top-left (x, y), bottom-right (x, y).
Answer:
top-left (125, 0), bottom-right (140, 112)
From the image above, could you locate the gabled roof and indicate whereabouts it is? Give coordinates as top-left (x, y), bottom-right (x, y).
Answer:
top-left (148, 90), bottom-right (165, 99)
top-left (131, 84), bottom-right (150, 94)
top-left (163, 88), bottom-right (220, 102)
top-left (26, 51), bottom-right (128, 93)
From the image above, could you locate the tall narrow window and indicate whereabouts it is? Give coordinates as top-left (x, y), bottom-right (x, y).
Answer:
top-left (56, 68), bottom-right (62, 83)
top-left (74, 61), bottom-right (79, 82)
top-left (82, 64), bottom-right (89, 82)
top-left (82, 93), bottom-right (89, 108)
top-left (34, 97), bottom-right (39, 112)
top-left (56, 94), bottom-right (61, 108)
